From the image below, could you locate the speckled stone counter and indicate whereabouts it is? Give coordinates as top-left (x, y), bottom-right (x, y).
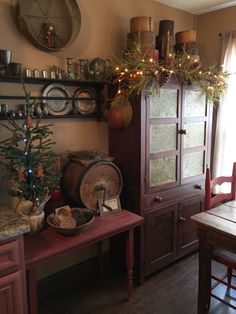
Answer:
top-left (0, 204), bottom-right (30, 242)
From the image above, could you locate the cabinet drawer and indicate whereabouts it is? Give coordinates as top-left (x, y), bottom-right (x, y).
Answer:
top-left (0, 270), bottom-right (26, 314)
top-left (0, 240), bottom-right (21, 274)
top-left (145, 181), bottom-right (205, 209)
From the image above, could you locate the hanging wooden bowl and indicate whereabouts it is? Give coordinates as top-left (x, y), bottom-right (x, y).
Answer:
top-left (15, 0), bottom-right (81, 51)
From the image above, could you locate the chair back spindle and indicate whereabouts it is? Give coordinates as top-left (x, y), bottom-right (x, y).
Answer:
top-left (205, 162), bottom-right (236, 211)
top-left (204, 162), bottom-right (236, 311)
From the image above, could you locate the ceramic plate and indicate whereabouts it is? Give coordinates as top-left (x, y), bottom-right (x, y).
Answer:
top-left (74, 88), bottom-right (96, 114)
top-left (42, 83), bottom-right (72, 116)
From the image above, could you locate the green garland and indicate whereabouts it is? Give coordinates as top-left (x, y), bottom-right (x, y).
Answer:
top-left (106, 46), bottom-right (228, 103)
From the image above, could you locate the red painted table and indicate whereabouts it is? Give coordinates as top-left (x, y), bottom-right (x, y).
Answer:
top-left (24, 210), bottom-right (143, 314)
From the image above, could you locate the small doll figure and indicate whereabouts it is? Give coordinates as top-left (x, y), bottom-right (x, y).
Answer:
top-left (45, 23), bottom-right (55, 48)
top-left (41, 22), bottom-right (62, 49)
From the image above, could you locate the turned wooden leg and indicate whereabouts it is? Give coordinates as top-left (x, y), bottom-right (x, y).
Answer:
top-left (197, 227), bottom-right (212, 314)
top-left (227, 266), bottom-right (232, 286)
top-left (97, 241), bottom-right (104, 276)
top-left (26, 268), bottom-right (38, 314)
top-left (125, 228), bottom-right (134, 300)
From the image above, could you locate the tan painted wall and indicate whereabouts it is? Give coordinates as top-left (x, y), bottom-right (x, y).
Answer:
top-left (0, 0), bottom-right (195, 279)
top-left (0, 0), bottom-right (195, 153)
top-left (197, 6), bottom-right (236, 66)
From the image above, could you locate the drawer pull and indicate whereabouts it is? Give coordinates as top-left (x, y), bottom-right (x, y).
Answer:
top-left (179, 216), bottom-right (186, 222)
top-left (194, 184), bottom-right (202, 190)
top-left (179, 129), bottom-right (187, 135)
top-left (154, 196), bottom-right (163, 202)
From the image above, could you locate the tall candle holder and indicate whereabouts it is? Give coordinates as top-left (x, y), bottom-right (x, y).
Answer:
top-left (66, 57), bottom-right (73, 79)
top-left (77, 59), bottom-right (88, 80)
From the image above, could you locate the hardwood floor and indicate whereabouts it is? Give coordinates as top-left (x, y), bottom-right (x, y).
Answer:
top-left (38, 253), bottom-right (236, 314)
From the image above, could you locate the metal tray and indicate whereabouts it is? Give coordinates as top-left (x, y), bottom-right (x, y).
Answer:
top-left (74, 88), bottom-right (96, 114)
top-left (42, 83), bottom-right (72, 116)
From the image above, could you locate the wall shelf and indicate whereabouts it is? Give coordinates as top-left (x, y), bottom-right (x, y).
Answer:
top-left (0, 76), bottom-right (105, 121)
top-left (0, 75), bottom-right (104, 87)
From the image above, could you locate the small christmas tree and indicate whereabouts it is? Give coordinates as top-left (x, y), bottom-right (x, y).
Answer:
top-left (0, 84), bottom-right (61, 209)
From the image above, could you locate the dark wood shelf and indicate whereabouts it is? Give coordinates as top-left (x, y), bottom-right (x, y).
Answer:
top-left (0, 75), bottom-right (104, 87)
top-left (0, 76), bottom-right (105, 121)
top-left (0, 95), bottom-right (98, 101)
top-left (0, 113), bottom-right (102, 121)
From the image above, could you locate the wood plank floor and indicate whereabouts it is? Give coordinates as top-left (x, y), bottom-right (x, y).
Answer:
top-left (39, 253), bottom-right (236, 314)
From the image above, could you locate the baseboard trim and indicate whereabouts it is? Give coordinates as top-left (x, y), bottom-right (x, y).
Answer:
top-left (38, 252), bottom-right (109, 299)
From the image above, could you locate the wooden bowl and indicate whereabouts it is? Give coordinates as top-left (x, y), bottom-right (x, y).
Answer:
top-left (47, 208), bottom-right (95, 236)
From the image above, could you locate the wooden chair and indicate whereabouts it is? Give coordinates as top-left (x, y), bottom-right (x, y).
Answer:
top-left (205, 162), bottom-right (236, 310)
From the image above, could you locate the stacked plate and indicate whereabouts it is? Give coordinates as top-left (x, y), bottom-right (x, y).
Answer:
top-left (74, 88), bottom-right (96, 114)
top-left (42, 83), bottom-right (72, 115)
top-left (42, 83), bottom-right (96, 116)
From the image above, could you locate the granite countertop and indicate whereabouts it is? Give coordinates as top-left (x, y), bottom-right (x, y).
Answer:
top-left (0, 203), bottom-right (30, 242)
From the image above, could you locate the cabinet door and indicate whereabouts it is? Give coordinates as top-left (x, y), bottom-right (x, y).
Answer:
top-left (177, 195), bottom-right (204, 257)
top-left (0, 271), bottom-right (26, 314)
top-left (181, 86), bottom-right (212, 184)
top-left (146, 84), bottom-right (181, 192)
top-left (145, 204), bottom-right (177, 275)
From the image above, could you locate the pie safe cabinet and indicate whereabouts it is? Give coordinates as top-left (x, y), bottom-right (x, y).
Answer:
top-left (109, 81), bottom-right (213, 279)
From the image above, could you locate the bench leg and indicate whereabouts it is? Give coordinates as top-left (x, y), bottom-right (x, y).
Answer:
top-left (97, 241), bottom-right (104, 275)
top-left (125, 228), bottom-right (134, 300)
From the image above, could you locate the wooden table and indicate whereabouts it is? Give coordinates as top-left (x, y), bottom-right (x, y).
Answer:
top-left (191, 200), bottom-right (236, 314)
top-left (24, 210), bottom-right (143, 314)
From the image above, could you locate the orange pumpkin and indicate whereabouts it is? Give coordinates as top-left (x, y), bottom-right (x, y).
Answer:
top-left (107, 94), bottom-right (133, 129)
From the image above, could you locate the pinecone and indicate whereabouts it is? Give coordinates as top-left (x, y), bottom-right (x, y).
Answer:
top-left (107, 72), bottom-right (120, 84)
top-left (159, 71), bottom-right (170, 87)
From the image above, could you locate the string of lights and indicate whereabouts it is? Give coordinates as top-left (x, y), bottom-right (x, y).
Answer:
top-left (106, 46), bottom-right (228, 104)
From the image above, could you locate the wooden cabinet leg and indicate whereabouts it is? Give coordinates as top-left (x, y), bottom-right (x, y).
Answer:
top-left (26, 268), bottom-right (38, 314)
top-left (125, 228), bottom-right (134, 300)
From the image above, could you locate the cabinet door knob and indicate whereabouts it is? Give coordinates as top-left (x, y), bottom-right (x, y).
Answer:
top-left (154, 196), bottom-right (163, 202)
top-left (194, 184), bottom-right (202, 190)
top-left (179, 216), bottom-right (186, 222)
top-left (179, 129), bottom-right (187, 135)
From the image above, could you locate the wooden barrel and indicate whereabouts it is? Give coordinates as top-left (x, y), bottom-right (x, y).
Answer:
top-left (143, 48), bottom-right (159, 62)
top-left (62, 159), bottom-right (123, 209)
top-left (175, 30), bottom-right (196, 44)
top-left (124, 48), bottom-right (159, 63)
top-left (130, 16), bottom-right (153, 32)
top-left (174, 42), bottom-right (198, 55)
top-left (127, 31), bottom-right (154, 50)
top-left (159, 19), bottom-right (174, 35)
top-left (156, 34), bottom-right (174, 59)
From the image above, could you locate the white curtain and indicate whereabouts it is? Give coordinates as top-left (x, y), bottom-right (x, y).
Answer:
top-left (213, 31), bottom-right (236, 184)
